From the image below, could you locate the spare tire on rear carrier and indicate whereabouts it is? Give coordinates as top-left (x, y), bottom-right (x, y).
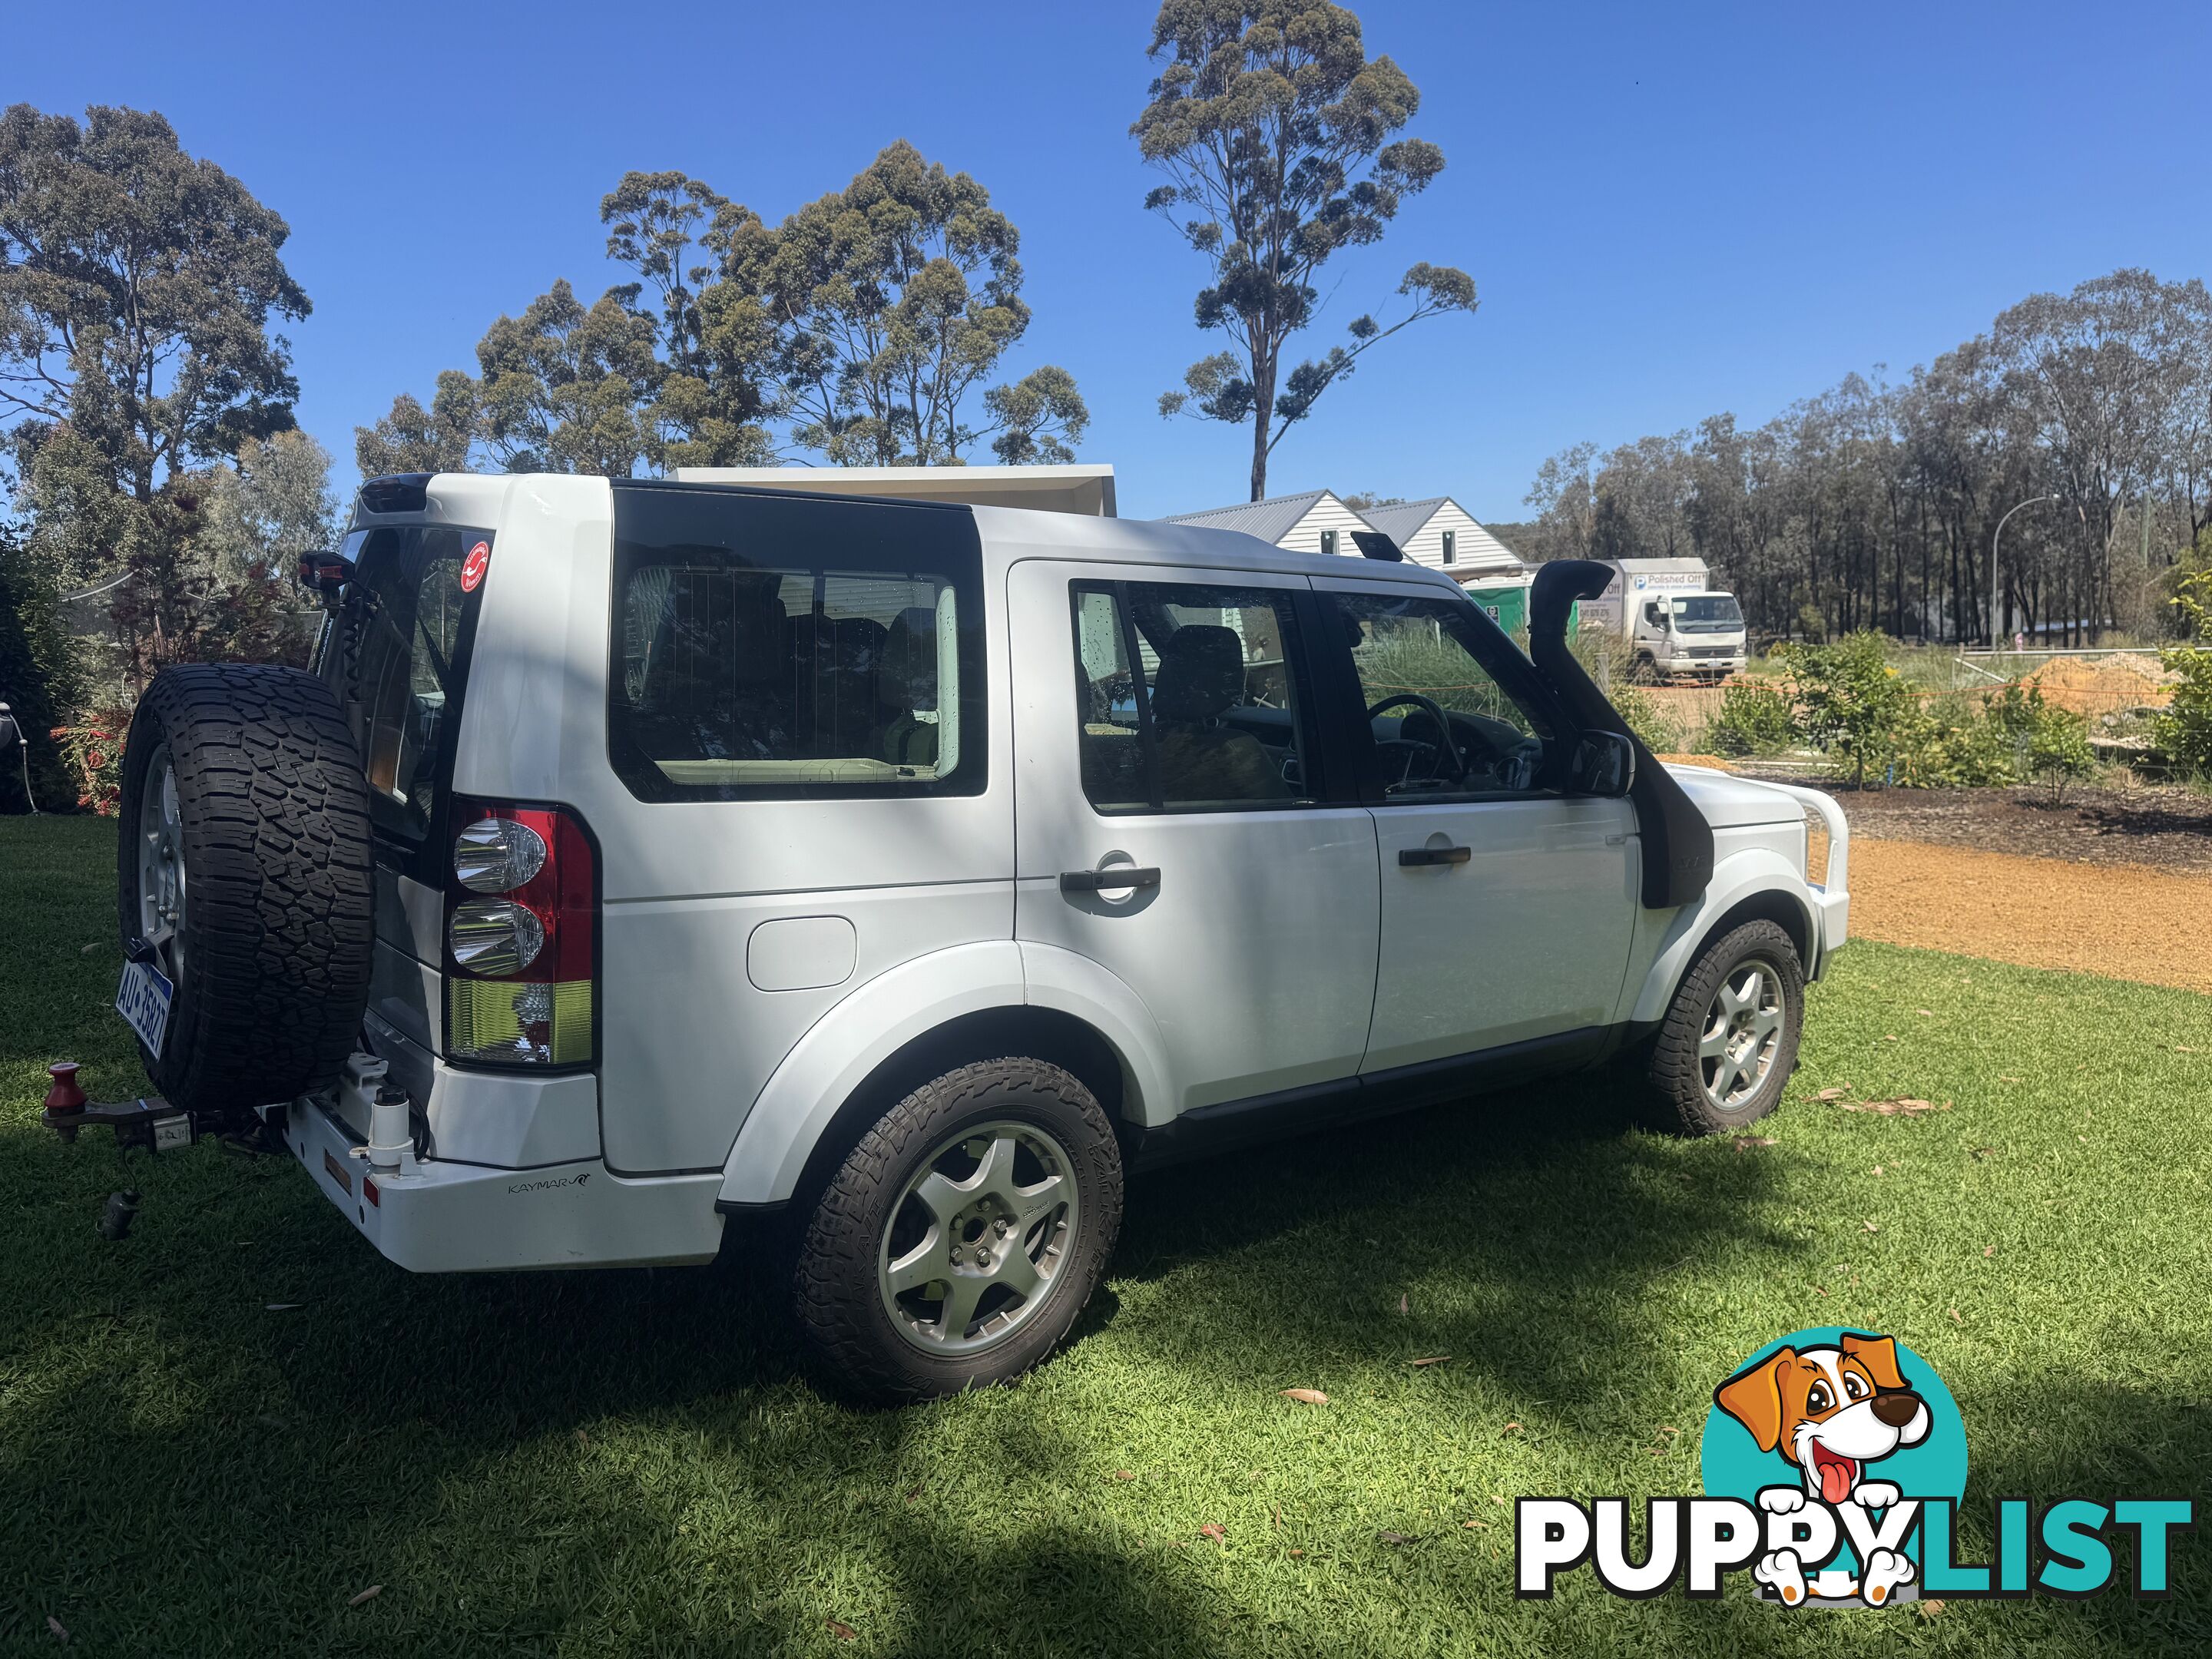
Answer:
top-left (115, 664), bottom-right (376, 1128)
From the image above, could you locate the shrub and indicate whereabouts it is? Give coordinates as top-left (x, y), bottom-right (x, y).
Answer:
top-left (2152, 568), bottom-right (2212, 780)
top-left (1977, 682), bottom-right (2095, 802)
top-left (1608, 683), bottom-right (1682, 754)
top-left (1892, 696), bottom-right (2015, 787)
top-left (1707, 682), bottom-right (1798, 757)
top-left (52, 710), bottom-right (130, 816)
top-left (1777, 632), bottom-right (1917, 786)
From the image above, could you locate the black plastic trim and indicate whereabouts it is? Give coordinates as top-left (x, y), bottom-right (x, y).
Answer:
top-left (1128, 1025), bottom-right (1615, 1170)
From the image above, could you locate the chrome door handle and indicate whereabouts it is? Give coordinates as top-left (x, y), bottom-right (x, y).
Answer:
top-left (1060, 866), bottom-right (1161, 893)
top-left (1397, 846), bottom-right (1472, 867)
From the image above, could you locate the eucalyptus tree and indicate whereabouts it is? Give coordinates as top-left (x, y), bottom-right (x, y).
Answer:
top-left (0, 103), bottom-right (310, 505)
top-left (354, 370), bottom-right (480, 477)
top-left (602, 171), bottom-right (773, 467)
top-left (711, 140), bottom-right (1077, 465)
top-left (472, 279), bottom-right (664, 476)
top-left (1134, 1), bottom-right (1475, 500)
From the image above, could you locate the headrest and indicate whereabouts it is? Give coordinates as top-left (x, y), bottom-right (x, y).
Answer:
top-left (882, 606), bottom-right (938, 706)
top-left (727, 589), bottom-right (786, 683)
top-left (1151, 624), bottom-right (1245, 722)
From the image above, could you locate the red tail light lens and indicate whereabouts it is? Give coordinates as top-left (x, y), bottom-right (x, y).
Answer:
top-left (443, 801), bottom-right (596, 1067)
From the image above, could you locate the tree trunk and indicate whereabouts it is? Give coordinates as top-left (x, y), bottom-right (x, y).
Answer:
top-left (1248, 343), bottom-right (1278, 502)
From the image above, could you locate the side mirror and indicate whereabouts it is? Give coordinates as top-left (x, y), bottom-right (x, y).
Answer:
top-left (1570, 729), bottom-right (1636, 796)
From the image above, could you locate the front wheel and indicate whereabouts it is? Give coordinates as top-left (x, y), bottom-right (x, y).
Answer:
top-left (792, 1058), bottom-right (1124, 1404)
top-left (1646, 919), bottom-right (1804, 1134)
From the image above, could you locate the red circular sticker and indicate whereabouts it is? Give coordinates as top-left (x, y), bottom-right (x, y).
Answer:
top-left (461, 540), bottom-right (490, 593)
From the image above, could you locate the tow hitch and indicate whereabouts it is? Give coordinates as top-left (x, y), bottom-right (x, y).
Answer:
top-left (38, 1061), bottom-right (281, 1156)
top-left (39, 1061), bottom-right (195, 1153)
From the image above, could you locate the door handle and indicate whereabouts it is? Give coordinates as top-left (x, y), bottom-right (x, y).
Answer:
top-left (1060, 866), bottom-right (1161, 893)
top-left (1397, 845), bottom-right (1472, 867)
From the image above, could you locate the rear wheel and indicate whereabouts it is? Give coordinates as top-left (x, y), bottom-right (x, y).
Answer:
top-left (1647, 919), bottom-right (1803, 1134)
top-left (115, 664), bottom-right (376, 1124)
top-left (792, 1058), bottom-right (1123, 1403)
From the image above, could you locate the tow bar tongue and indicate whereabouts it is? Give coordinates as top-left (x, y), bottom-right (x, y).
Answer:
top-left (39, 1061), bottom-right (194, 1153)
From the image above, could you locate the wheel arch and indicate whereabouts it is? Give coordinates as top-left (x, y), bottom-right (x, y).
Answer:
top-left (1627, 853), bottom-right (1818, 1027)
top-left (715, 941), bottom-right (1163, 1212)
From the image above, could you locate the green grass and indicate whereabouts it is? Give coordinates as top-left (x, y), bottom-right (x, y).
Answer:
top-left (3, 813), bottom-right (2207, 1656)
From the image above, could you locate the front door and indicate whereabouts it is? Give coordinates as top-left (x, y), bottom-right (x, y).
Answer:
top-left (1009, 563), bottom-right (1379, 1114)
top-left (1312, 579), bottom-right (1639, 1073)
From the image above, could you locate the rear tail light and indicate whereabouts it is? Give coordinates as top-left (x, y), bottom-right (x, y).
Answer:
top-left (442, 802), bottom-right (596, 1067)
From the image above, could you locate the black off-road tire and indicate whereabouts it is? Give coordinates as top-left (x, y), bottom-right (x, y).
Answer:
top-left (1647, 919), bottom-right (1805, 1136)
top-left (793, 1058), bottom-right (1124, 1405)
top-left (115, 664), bottom-right (376, 1123)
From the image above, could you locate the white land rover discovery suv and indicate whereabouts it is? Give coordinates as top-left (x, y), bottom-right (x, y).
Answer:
top-left (98, 472), bottom-right (1847, 1402)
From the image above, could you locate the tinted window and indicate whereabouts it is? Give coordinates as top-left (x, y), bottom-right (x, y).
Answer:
top-left (326, 525), bottom-right (481, 849)
top-left (1328, 591), bottom-right (1556, 800)
top-left (1071, 581), bottom-right (1313, 813)
top-left (608, 484), bottom-right (985, 802)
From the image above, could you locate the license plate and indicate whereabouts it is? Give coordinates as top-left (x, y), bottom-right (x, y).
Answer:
top-left (116, 959), bottom-right (175, 1057)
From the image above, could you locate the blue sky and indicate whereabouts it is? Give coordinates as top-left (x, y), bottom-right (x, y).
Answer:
top-left (12, 2), bottom-right (2209, 522)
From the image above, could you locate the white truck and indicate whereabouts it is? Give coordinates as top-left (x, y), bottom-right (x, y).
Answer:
top-left (1581, 558), bottom-right (1748, 683)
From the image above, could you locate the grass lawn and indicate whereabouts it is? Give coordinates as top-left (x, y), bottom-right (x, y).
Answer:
top-left (2, 813), bottom-right (2206, 1656)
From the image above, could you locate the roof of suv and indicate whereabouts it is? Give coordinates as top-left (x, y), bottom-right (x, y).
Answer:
top-left (364, 473), bottom-right (1465, 596)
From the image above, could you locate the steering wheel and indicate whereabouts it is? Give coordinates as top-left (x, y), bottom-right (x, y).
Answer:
top-left (1364, 693), bottom-right (1469, 787)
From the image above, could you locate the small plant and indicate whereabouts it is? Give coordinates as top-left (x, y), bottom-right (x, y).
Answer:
top-left (1892, 696), bottom-right (2015, 787)
top-left (1608, 682), bottom-right (1683, 754)
top-left (1981, 682), bottom-right (2094, 803)
top-left (51, 710), bottom-right (131, 816)
top-left (2152, 567), bottom-right (2212, 781)
top-left (1777, 632), bottom-right (1917, 786)
top-left (1707, 682), bottom-right (1798, 758)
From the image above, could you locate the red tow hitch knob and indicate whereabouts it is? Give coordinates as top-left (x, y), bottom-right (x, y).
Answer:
top-left (44, 1062), bottom-right (88, 1143)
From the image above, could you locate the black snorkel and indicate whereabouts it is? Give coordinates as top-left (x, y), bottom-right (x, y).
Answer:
top-left (1528, 560), bottom-right (1714, 909)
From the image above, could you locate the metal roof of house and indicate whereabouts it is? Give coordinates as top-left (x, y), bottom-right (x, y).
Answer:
top-left (1159, 488), bottom-right (1339, 545)
top-left (1355, 497), bottom-right (1447, 544)
top-left (1359, 496), bottom-right (1524, 568)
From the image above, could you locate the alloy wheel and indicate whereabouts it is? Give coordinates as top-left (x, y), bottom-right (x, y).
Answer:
top-left (1700, 958), bottom-right (1783, 1111)
top-left (877, 1120), bottom-right (1080, 1356)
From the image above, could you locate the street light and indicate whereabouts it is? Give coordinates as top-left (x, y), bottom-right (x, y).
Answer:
top-left (1989, 495), bottom-right (2058, 652)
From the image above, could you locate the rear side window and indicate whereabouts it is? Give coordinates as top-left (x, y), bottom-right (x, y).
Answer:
top-left (326, 525), bottom-right (482, 849)
top-left (607, 483), bottom-right (985, 802)
top-left (1070, 581), bottom-right (1315, 813)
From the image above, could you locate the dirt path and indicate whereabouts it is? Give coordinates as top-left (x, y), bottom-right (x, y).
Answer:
top-left (1845, 837), bottom-right (2212, 993)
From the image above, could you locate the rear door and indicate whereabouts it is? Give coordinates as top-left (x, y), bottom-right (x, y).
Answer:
top-left (319, 522), bottom-right (485, 1097)
top-left (1009, 561), bottom-right (1379, 1114)
top-left (1310, 578), bottom-right (1638, 1072)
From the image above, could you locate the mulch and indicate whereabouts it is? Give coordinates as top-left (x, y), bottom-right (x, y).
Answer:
top-left (1734, 775), bottom-right (2212, 876)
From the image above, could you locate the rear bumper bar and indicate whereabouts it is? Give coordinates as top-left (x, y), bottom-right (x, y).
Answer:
top-left (280, 1094), bottom-right (723, 1273)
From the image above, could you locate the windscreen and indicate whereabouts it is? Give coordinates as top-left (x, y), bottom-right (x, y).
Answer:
top-left (322, 525), bottom-right (482, 849)
top-left (1673, 594), bottom-right (1743, 631)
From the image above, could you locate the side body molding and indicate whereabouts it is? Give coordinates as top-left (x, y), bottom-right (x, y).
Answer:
top-left (1622, 850), bottom-right (1822, 1027)
top-left (716, 942), bottom-right (1026, 1207)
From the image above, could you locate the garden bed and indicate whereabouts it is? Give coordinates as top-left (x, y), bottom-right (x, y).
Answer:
top-left (1738, 773), bottom-right (2212, 874)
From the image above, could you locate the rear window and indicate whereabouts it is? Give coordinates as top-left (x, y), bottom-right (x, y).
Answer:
top-left (608, 483), bottom-right (986, 802)
top-left (323, 525), bottom-right (483, 849)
